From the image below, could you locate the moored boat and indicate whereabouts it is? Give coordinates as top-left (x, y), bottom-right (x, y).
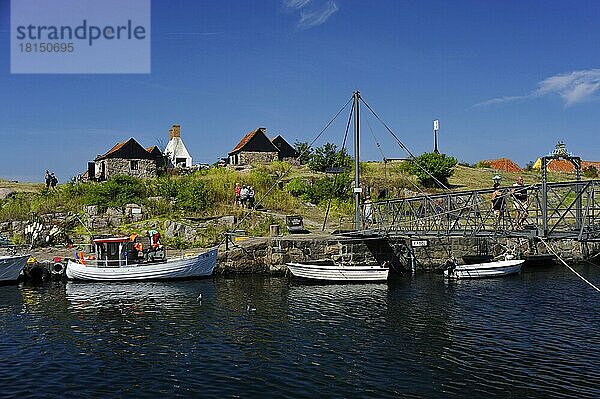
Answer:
top-left (0, 254), bottom-right (30, 283)
top-left (66, 236), bottom-right (217, 282)
top-left (444, 259), bottom-right (524, 279)
top-left (286, 91), bottom-right (390, 283)
top-left (287, 261), bottom-right (389, 282)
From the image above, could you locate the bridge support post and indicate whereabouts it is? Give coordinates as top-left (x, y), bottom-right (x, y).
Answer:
top-left (541, 157), bottom-right (548, 237)
top-left (574, 157), bottom-right (582, 232)
top-left (407, 238), bottom-right (416, 274)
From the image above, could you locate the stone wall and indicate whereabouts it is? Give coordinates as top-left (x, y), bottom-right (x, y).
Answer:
top-left (237, 151), bottom-right (279, 165)
top-left (0, 213), bottom-right (72, 247)
top-left (96, 158), bottom-right (157, 180)
top-left (216, 235), bottom-right (600, 275)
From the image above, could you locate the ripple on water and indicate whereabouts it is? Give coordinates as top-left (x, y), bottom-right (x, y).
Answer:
top-left (1, 268), bottom-right (600, 398)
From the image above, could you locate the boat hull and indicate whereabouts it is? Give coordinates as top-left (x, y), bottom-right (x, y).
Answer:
top-left (66, 248), bottom-right (218, 281)
top-left (286, 262), bottom-right (389, 282)
top-left (0, 254), bottom-right (30, 282)
top-left (444, 259), bottom-right (524, 279)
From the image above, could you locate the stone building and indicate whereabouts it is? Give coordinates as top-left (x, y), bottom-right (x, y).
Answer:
top-left (164, 124), bottom-right (193, 168)
top-left (271, 135), bottom-right (298, 162)
top-left (146, 145), bottom-right (167, 169)
top-left (92, 138), bottom-right (163, 181)
top-left (228, 127), bottom-right (280, 166)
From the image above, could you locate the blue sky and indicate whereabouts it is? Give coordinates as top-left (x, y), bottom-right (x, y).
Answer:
top-left (1, 0), bottom-right (600, 181)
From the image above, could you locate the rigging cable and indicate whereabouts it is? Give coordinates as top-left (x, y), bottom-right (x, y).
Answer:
top-left (359, 96), bottom-right (450, 191)
top-left (223, 96), bottom-right (354, 246)
top-left (323, 101), bottom-right (354, 231)
top-left (539, 238), bottom-right (600, 293)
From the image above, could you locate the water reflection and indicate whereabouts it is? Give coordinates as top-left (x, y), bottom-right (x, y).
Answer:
top-left (1, 268), bottom-right (599, 398)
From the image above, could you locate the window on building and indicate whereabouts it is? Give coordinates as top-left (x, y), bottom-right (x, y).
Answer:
top-left (130, 160), bottom-right (139, 170)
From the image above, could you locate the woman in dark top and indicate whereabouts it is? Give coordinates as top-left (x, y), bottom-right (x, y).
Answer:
top-left (491, 182), bottom-right (505, 217)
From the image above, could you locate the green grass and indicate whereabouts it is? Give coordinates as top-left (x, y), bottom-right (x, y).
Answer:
top-left (0, 162), bottom-right (590, 244)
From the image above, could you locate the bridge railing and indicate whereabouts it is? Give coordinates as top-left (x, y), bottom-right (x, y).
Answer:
top-left (361, 179), bottom-right (600, 240)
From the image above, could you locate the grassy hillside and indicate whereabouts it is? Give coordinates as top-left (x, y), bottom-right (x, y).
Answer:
top-left (0, 162), bottom-right (584, 247)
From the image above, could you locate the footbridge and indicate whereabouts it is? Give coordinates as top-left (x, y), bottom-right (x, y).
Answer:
top-left (359, 179), bottom-right (600, 242)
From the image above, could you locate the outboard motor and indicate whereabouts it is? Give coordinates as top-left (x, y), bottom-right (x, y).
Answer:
top-left (444, 256), bottom-right (458, 276)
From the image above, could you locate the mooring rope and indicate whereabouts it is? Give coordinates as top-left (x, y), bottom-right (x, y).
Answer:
top-left (539, 238), bottom-right (600, 293)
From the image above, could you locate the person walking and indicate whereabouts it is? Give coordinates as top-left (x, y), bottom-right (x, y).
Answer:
top-left (50, 173), bottom-right (58, 189)
top-left (234, 183), bottom-right (241, 206)
top-left (240, 185), bottom-right (249, 208)
top-left (248, 186), bottom-right (255, 209)
top-left (44, 170), bottom-right (51, 189)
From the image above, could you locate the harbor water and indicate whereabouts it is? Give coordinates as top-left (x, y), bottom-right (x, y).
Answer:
top-left (1, 264), bottom-right (599, 398)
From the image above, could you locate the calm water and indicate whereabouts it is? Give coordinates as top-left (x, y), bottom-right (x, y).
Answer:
top-left (1, 265), bottom-right (599, 398)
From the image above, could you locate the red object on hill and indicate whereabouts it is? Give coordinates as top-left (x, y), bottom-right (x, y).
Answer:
top-left (481, 158), bottom-right (523, 173)
top-left (546, 159), bottom-right (576, 173)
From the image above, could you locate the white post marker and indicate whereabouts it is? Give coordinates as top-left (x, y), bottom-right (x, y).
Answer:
top-left (433, 119), bottom-right (440, 154)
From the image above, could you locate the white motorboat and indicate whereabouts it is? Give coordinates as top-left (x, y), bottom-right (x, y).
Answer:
top-left (66, 236), bottom-right (217, 281)
top-left (0, 254), bottom-right (30, 283)
top-left (287, 261), bottom-right (389, 282)
top-left (444, 259), bottom-right (524, 279)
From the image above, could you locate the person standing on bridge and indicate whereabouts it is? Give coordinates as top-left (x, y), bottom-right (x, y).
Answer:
top-left (491, 182), bottom-right (505, 221)
top-left (362, 195), bottom-right (374, 228)
top-left (512, 176), bottom-right (528, 228)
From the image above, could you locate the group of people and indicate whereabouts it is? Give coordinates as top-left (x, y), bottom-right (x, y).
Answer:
top-left (491, 176), bottom-right (529, 228)
top-left (44, 170), bottom-right (58, 189)
top-left (234, 183), bottom-right (256, 209)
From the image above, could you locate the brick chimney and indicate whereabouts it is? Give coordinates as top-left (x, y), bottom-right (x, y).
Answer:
top-left (171, 124), bottom-right (181, 139)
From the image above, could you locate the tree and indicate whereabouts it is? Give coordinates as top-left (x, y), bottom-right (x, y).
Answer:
top-left (293, 141), bottom-right (312, 165)
top-left (524, 160), bottom-right (535, 171)
top-left (409, 152), bottom-right (458, 187)
top-left (583, 165), bottom-right (598, 178)
top-left (308, 143), bottom-right (352, 172)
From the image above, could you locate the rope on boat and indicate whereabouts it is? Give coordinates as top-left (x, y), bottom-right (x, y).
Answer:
top-left (539, 239), bottom-right (600, 293)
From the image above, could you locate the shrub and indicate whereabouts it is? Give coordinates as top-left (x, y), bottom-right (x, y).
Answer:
top-left (308, 143), bottom-right (352, 172)
top-left (304, 174), bottom-right (352, 204)
top-left (83, 175), bottom-right (147, 209)
top-left (293, 141), bottom-right (312, 165)
top-left (175, 179), bottom-right (208, 212)
top-left (409, 152), bottom-right (458, 187)
top-left (285, 177), bottom-right (311, 197)
top-left (524, 160), bottom-right (535, 171)
top-left (584, 166), bottom-right (598, 178)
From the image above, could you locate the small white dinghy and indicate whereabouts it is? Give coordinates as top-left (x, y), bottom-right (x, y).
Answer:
top-left (0, 254), bottom-right (30, 283)
top-left (287, 261), bottom-right (389, 282)
top-left (444, 259), bottom-right (524, 279)
top-left (66, 236), bottom-right (217, 282)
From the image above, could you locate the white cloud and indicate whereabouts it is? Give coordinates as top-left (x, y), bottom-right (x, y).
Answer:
top-left (283, 0), bottom-right (338, 29)
top-left (475, 68), bottom-right (600, 107)
top-left (473, 95), bottom-right (527, 107)
top-left (283, 0), bottom-right (312, 10)
top-left (535, 69), bottom-right (600, 106)
top-left (298, 1), bottom-right (338, 29)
